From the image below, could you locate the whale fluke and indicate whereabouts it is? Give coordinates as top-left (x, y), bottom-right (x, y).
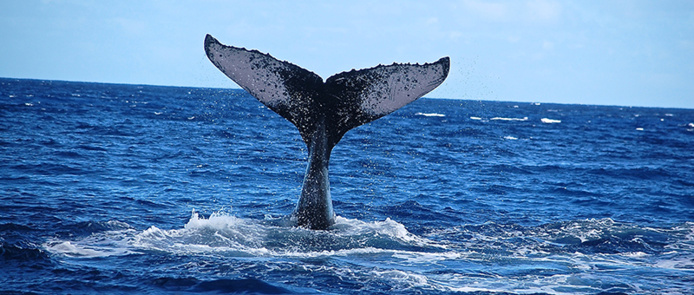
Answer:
top-left (205, 34), bottom-right (449, 229)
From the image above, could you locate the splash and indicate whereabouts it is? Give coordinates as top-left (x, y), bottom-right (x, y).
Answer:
top-left (43, 214), bottom-right (694, 294)
top-left (45, 210), bottom-right (445, 259)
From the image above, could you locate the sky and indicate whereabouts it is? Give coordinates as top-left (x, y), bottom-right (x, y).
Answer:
top-left (1, 0), bottom-right (693, 109)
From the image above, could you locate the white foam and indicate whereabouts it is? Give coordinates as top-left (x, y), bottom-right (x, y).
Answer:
top-left (46, 210), bottom-right (450, 260)
top-left (470, 116), bottom-right (482, 120)
top-left (504, 136), bottom-right (518, 140)
top-left (132, 211), bottom-right (267, 254)
top-left (42, 214), bottom-right (694, 294)
top-left (392, 250), bottom-right (463, 264)
top-left (426, 271), bottom-right (600, 295)
top-left (371, 269), bottom-right (430, 289)
top-left (491, 117), bottom-right (528, 121)
top-left (654, 254), bottom-right (694, 270)
top-left (44, 232), bottom-right (135, 258)
top-left (415, 112), bottom-right (445, 117)
top-left (541, 118), bottom-right (561, 124)
top-left (45, 241), bottom-right (106, 257)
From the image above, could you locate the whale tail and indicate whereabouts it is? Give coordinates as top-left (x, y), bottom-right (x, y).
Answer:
top-left (205, 34), bottom-right (449, 229)
top-left (204, 34), bottom-right (449, 149)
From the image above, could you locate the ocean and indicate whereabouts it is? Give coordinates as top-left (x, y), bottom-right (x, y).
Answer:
top-left (1, 77), bottom-right (693, 294)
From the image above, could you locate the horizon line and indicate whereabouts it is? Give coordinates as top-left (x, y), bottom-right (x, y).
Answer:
top-left (2, 76), bottom-right (691, 111)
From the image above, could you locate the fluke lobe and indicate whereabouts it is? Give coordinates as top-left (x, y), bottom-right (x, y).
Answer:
top-left (204, 34), bottom-right (449, 230)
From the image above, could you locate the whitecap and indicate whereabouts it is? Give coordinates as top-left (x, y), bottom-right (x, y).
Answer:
top-left (541, 118), bottom-right (561, 124)
top-left (491, 117), bottom-right (528, 121)
top-left (415, 112), bottom-right (445, 117)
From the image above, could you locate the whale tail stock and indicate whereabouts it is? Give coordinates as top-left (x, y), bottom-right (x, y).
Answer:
top-left (204, 34), bottom-right (450, 229)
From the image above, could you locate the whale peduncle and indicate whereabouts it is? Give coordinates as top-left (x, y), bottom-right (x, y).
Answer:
top-left (293, 117), bottom-right (335, 229)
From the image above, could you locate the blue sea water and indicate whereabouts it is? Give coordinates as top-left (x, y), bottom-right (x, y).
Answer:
top-left (1, 77), bottom-right (693, 294)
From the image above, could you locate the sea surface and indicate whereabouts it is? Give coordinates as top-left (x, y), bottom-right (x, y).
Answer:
top-left (1, 77), bottom-right (693, 294)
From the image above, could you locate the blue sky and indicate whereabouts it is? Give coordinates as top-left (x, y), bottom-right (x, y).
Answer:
top-left (2, 1), bottom-right (692, 108)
